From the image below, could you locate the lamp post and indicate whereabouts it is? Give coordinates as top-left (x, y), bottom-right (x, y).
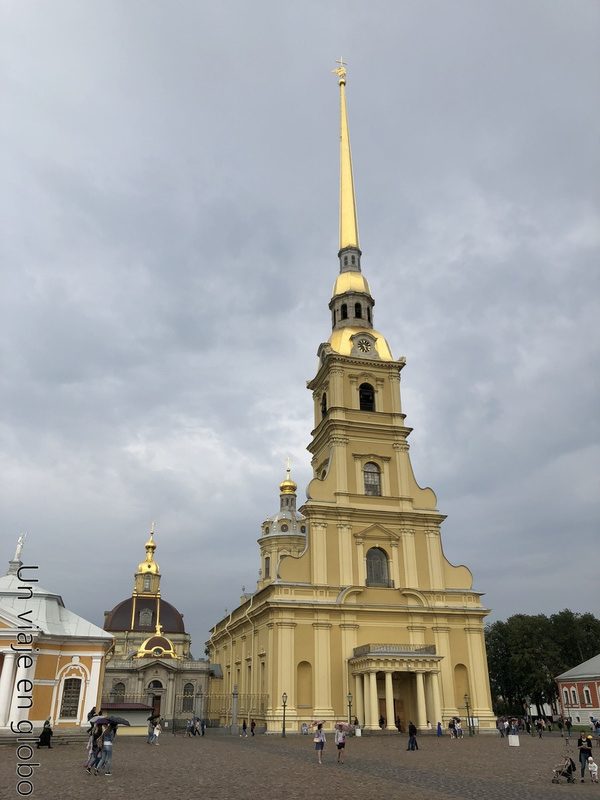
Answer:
top-left (347, 692), bottom-right (353, 725)
top-left (464, 693), bottom-right (473, 736)
top-left (281, 692), bottom-right (287, 738)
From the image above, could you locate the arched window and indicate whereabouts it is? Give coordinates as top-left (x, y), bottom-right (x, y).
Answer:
top-left (571, 688), bottom-right (578, 704)
top-left (321, 393), bottom-right (327, 417)
top-left (139, 608), bottom-right (153, 627)
top-left (182, 682), bottom-right (194, 712)
top-left (367, 307), bottom-right (371, 323)
top-left (143, 575), bottom-right (151, 591)
top-left (366, 547), bottom-right (389, 587)
top-left (264, 557), bottom-right (270, 579)
top-left (364, 462), bottom-right (381, 496)
top-left (148, 680), bottom-right (163, 690)
top-left (563, 688), bottom-right (569, 705)
top-left (359, 383), bottom-right (375, 411)
top-left (354, 302), bottom-right (362, 319)
top-left (113, 682), bottom-right (126, 697)
top-left (584, 687), bottom-right (592, 704)
top-left (341, 304), bottom-right (348, 320)
top-left (60, 678), bottom-right (82, 719)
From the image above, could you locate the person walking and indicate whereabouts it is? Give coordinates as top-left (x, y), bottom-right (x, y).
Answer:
top-left (85, 724), bottom-right (104, 774)
top-left (407, 721), bottom-right (418, 751)
top-left (37, 720), bottom-right (53, 749)
top-left (152, 721), bottom-right (162, 745)
top-left (334, 725), bottom-right (346, 764)
top-left (201, 719), bottom-right (206, 736)
top-left (313, 723), bottom-right (326, 764)
top-left (97, 723), bottom-right (116, 776)
top-left (241, 719), bottom-right (248, 737)
top-left (146, 716), bottom-right (155, 744)
top-left (250, 719), bottom-right (256, 736)
top-left (436, 721), bottom-right (443, 738)
top-left (578, 734), bottom-right (594, 782)
top-left (566, 718), bottom-right (572, 737)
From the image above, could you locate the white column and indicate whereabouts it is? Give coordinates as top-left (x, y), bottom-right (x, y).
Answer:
top-left (415, 671), bottom-right (427, 730)
top-left (368, 672), bottom-right (378, 730)
top-left (425, 528), bottom-right (444, 589)
top-left (430, 671), bottom-right (443, 726)
top-left (354, 673), bottom-right (364, 727)
top-left (85, 655), bottom-right (103, 724)
top-left (384, 671), bottom-right (395, 730)
top-left (362, 673), bottom-right (370, 729)
top-left (8, 654), bottom-right (36, 725)
top-left (0, 653), bottom-right (17, 727)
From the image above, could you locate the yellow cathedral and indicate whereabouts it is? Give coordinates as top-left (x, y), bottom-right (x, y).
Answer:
top-left (207, 64), bottom-right (495, 734)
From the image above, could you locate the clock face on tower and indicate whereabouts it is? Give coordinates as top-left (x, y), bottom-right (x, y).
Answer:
top-left (357, 338), bottom-right (372, 353)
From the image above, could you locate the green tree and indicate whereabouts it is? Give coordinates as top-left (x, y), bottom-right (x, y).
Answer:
top-left (485, 610), bottom-right (600, 715)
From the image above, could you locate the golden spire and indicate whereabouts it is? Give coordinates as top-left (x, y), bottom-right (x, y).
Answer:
top-left (333, 58), bottom-right (359, 252)
top-left (279, 458), bottom-right (297, 495)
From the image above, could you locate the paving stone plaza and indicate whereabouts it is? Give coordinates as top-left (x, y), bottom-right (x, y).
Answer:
top-left (1, 731), bottom-right (598, 800)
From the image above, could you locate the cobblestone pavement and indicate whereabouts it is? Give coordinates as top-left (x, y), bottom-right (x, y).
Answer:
top-left (1, 731), bottom-right (598, 800)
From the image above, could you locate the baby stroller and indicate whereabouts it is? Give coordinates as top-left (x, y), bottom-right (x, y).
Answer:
top-left (552, 756), bottom-right (576, 784)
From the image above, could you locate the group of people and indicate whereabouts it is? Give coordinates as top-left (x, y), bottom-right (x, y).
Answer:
top-left (577, 732), bottom-right (599, 783)
top-left (85, 707), bottom-right (116, 776)
top-left (147, 715), bottom-right (162, 744)
top-left (185, 717), bottom-right (207, 736)
top-left (313, 722), bottom-right (348, 764)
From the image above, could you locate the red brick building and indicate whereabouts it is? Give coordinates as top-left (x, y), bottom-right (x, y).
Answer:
top-left (556, 654), bottom-right (600, 724)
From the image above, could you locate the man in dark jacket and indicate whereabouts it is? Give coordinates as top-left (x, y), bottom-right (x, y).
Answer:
top-left (407, 721), bottom-right (418, 751)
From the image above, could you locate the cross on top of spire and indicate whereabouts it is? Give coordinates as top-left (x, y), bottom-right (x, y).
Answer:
top-left (333, 57), bottom-right (347, 84)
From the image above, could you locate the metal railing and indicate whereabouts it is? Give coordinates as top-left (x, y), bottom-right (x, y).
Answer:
top-left (352, 643), bottom-right (436, 657)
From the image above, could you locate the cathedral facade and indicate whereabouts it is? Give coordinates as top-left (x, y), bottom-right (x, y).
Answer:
top-left (207, 65), bottom-right (495, 734)
top-left (101, 529), bottom-right (210, 731)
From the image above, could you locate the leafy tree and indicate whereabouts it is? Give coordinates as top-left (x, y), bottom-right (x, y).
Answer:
top-left (485, 610), bottom-right (600, 715)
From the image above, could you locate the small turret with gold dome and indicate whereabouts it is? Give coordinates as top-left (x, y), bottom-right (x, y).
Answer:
top-left (134, 523), bottom-right (161, 595)
top-left (257, 463), bottom-right (307, 590)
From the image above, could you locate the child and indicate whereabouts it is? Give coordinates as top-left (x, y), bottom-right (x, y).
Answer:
top-left (588, 757), bottom-right (598, 784)
top-left (334, 726), bottom-right (346, 764)
top-left (313, 723), bottom-right (326, 764)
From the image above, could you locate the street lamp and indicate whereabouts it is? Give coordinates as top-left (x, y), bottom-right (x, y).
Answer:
top-left (281, 692), bottom-right (287, 738)
top-left (347, 692), bottom-right (353, 725)
top-left (464, 694), bottom-right (473, 736)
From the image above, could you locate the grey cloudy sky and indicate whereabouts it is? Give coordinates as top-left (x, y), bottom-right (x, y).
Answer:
top-left (1, 1), bottom-right (599, 654)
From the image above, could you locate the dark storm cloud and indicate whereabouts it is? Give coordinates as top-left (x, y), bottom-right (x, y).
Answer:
top-left (1, 0), bottom-right (598, 648)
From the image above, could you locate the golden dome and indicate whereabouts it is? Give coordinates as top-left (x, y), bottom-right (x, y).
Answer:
top-left (332, 272), bottom-right (371, 298)
top-left (328, 326), bottom-right (395, 361)
top-left (136, 528), bottom-right (160, 575)
top-left (279, 465), bottom-right (297, 495)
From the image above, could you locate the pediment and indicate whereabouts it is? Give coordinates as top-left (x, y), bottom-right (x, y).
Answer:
top-left (353, 524), bottom-right (400, 542)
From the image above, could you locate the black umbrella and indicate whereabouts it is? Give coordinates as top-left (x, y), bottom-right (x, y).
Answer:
top-left (107, 716), bottom-right (131, 726)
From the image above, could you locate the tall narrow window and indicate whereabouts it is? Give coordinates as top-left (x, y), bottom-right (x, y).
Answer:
top-left (571, 688), bottom-right (578, 704)
top-left (351, 255), bottom-right (356, 264)
top-left (341, 304), bottom-right (348, 320)
top-left (321, 393), bottom-right (327, 418)
top-left (367, 307), bottom-right (371, 323)
top-left (183, 682), bottom-right (194, 712)
top-left (364, 462), bottom-right (381, 496)
top-left (333, 310), bottom-right (337, 326)
top-left (354, 303), bottom-right (362, 319)
top-left (584, 688), bottom-right (592, 704)
top-left (143, 575), bottom-right (151, 591)
top-left (264, 557), bottom-right (270, 578)
top-left (563, 689), bottom-right (569, 705)
top-left (359, 383), bottom-right (375, 411)
top-left (60, 678), bottom-right (82, 718)
top-left (366, 547), bottom-right (389, 586)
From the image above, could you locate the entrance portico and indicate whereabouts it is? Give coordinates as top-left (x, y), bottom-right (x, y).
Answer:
top-left (349, 644), bottom-right (442, 732)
